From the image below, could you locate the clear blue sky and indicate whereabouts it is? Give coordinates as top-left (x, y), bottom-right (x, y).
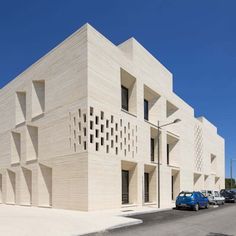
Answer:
top-left (0, 0), bottom-right (235, 177)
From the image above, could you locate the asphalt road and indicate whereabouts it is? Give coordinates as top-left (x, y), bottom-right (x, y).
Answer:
top-left (91, 203), bottom-right (236, 236)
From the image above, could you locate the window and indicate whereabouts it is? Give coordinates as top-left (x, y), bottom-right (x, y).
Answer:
top-left (151, 138), bottom-right (155, 162)
top-left (167, 144), bottom-right (170, 165)
top-left (144, 99), bottom-right (149, 120)
top-left (32, 80), bottom-right (45, 118)
top-left (121, 86), bottom-right (129, 111)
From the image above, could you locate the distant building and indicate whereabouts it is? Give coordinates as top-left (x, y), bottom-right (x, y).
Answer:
top-left (0, 24), bottom-right (225, 211)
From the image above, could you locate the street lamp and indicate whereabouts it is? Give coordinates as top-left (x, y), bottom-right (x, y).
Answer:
top-left (230, 159), bottom-right (236, 190)
top-left (157, 118), bottom-right (181, 208)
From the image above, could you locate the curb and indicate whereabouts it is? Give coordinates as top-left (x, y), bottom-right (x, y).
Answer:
top-left (107, 219), bottom-right (143, 230)
top-left (120, 207), bottom-right (172, 217)
top-left (81, 219), bottom-right (142, 235)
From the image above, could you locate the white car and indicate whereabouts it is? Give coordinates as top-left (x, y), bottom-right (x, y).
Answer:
top-left (201, 190), bottom-right (225, 205)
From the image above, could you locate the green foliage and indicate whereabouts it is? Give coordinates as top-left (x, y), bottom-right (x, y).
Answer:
top-left (225, 178), bottom-right (236, 189)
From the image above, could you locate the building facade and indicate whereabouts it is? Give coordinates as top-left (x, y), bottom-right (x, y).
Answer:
top-left (0, 24), bottom-right (225, 211)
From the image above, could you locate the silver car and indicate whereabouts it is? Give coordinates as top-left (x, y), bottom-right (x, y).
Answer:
top-left (201, 190), bottom-right (225, 205)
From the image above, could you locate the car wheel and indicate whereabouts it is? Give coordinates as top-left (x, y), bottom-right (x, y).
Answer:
top-left (193, 204), bottom-right (199, 211)
top-left (176, 205), bottom-right (179, 210)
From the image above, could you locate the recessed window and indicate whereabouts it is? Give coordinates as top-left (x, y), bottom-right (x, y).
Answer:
top-left (11, 132), bottom-right (21, 164)
top-left (15, 91), bottom-right (26, 125)
top-left (95, 116), bottom-right (99, 125)
top-left (106, 132), bottom-right (109, 141)
top-left (120, 119), bottom-right (122, 127)
top-left (167, 144), bottom-right (170, 165)
top-left (121, 85), bottom-right (129, 111)
top-left (90, 121), bottom-right (93, 130)
top-left (83, 114), bottom-right (86, 123)
top-left (101, 137), bottom-right (104, 146)
top-left (111, 140), bottom-right (114, 148)
top-left (116, 147), bottom-right (118, 155)
top-left (151, 138), bottom-right (154, 162)
top-left (90, 135), bottom-right (94, 144)
top-left (95, 129), bottom-right (99, 138)
top-left (78, 122), bottom-right (81, 131)
top-left (144, 99), bottom-right (149, 120)
top-left (26, 126), bottom-right (38, 161)
top-left (90, 107), bottom-right (94, 116)
top-left (106, 120), bottom-right (109, 128)
top-left (32, 80), bottom-right (45, 118)
top-left (106, 145), bottom-right (109, 153)
top-left (83, 141), bottom-right (87, 150)
top-left (101, 124), bottom-right (104, 133)
top-left (111, 128), bottom-right (114, 136)
top-left (74, 117), bottom-right (76, 126)
top-left (115, 123), bottom-right (118, 131)
top-left (78, 136), bottom-right (81, 144)
top-left (78, 109), bottom-right (81, 118)
top-left (115, 135), bottom-right (118, 143)
top-left (96, 143), bottom-right (99, 151)
top-left (83, 128), bottom-right (86, 136)
top-left (111, 115), bottom-right (114, 123)
top-left (74, 143), bottom-right (77, 152)
top-left (101, 111), bottom-right (104, 120)
top-left (121, 69), bottom-right (137, 114)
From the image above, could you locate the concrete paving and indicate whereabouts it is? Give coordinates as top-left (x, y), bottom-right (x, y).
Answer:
top-left (0, 204), bottom-right (143, 236)
top-left (95, 203), bottom-right (236, 236)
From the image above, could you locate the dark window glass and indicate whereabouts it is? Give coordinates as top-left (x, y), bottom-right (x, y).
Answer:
top-left (144, 99), bottom-right (149, 120)
top-left (121, 86), bottom-right (129, 111)
top-left (167, 144), bottom-right (170, 165)
top-left (151, 138), bottom-right (155, 162)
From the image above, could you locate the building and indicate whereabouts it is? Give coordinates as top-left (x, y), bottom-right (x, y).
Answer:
top-left (0, 24), bottom-right (225, 211)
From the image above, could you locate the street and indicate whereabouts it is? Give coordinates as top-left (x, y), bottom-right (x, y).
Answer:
top-left (90, 204), bottom-right (236, 236)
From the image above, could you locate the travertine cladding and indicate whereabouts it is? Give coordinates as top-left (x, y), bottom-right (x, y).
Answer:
top-left (194, 124), bottom-right (203, 172)
top-left (88, 107), bottom-right (138, 157)
top-left (0, 23), bottom-right (225, 211)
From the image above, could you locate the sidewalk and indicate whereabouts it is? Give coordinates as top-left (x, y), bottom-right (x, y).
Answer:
top-left (0, 204), bottom-right (172, 236)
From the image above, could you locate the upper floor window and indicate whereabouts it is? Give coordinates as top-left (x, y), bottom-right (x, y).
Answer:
top-left (121, 85), bottom-right (129, 111)
top-left (151, 138), bottom-right (155, 162)
top-left (167, 144), bottom-right (170, 165)
top-left (144, 85), bottom-right (160, 124)
top-left (144, 99), bottom-right (149, 120)
top-left (120, 68), bottom-right (137, 115)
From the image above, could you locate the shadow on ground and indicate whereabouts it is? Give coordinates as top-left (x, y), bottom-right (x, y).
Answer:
top-left (207, 233), bottom-right (234, 236)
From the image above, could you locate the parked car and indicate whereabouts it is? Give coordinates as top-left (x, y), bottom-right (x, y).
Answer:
top-left (201, 190), bottom-right (225, 205)
top-left (176, 191), bottom-right (209, 211)
top-left (220, 189), bottom-right (236, 203)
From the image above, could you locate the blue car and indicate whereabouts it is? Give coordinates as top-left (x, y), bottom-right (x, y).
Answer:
top-left (176, 191), bottom-right (209, 211)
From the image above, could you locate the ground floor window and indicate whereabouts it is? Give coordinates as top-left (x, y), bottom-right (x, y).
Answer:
top-left (144, 172), bottom-right (149, 202)
top-left (122, 170), bottom-right (129, 204)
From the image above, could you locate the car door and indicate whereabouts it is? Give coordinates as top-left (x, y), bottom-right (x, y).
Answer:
top-left (198, 192), bottom-right (205, 207)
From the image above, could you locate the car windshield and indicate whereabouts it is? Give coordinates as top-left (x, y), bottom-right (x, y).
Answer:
top-left (179, 192), bottom-right (193, 197)
top-left (214, 191), bottom-right (220, 197)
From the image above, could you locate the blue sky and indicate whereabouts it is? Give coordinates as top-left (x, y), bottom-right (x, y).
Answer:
top-left (0, 0), bottom-right (235, 177)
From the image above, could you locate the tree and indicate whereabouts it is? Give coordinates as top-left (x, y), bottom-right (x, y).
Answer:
top-left (225, 178), bottom-right (236, 189)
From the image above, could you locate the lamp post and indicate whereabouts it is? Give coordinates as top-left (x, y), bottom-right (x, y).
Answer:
top-left (157, 118), bottom-right (181, 208)
top-left (230, 159), bottom-right (236, 190)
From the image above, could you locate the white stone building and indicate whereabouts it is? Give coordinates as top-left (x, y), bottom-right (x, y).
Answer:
top-left (0, 24), bottom-right (225, 211)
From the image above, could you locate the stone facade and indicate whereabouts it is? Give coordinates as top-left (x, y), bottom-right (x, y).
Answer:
top-left (0, 24), bottom-right (225, 211)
